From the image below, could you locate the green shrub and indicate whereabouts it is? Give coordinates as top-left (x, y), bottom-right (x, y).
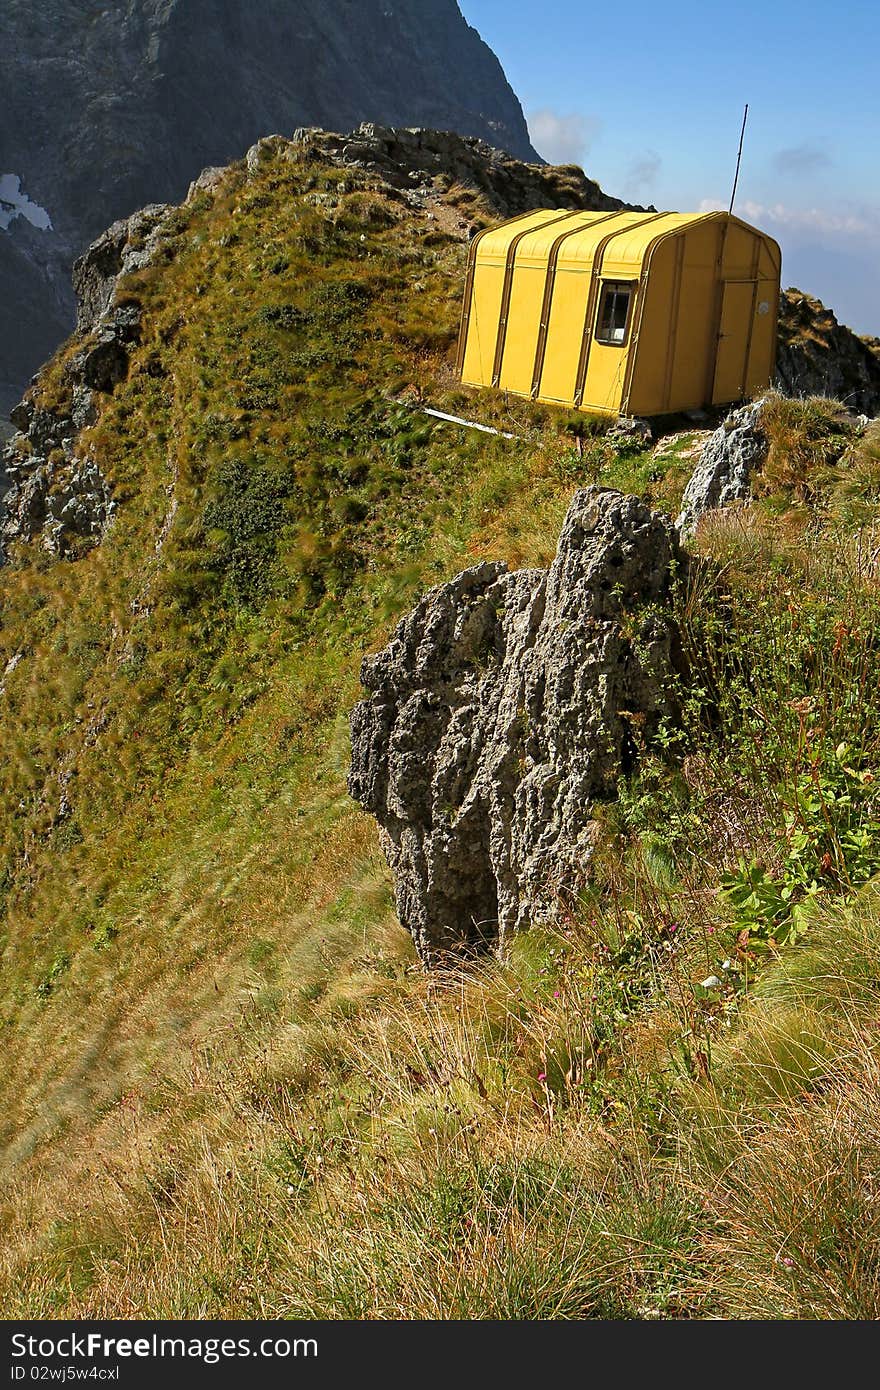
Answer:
top-left (722, 742), bottom-right (880, 944)
top-left (203, 457), bottom-right (294, 607)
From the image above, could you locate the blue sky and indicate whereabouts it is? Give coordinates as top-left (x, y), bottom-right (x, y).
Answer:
top-left (460, 0), bottom-right (880, 335)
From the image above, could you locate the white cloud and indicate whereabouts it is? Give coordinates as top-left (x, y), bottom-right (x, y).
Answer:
top-left (623, 151), bottom-right (661, 201)
top-left (698, 198), bottom-right (880, 332)
top-left (742, 200), bottom-right (878, 238)
top-left (773, 144), bottom-right (832, 176)
top-left (528, 109), bottom-right (599, 166)
top-left (698, 197), bottom-right (880, 240)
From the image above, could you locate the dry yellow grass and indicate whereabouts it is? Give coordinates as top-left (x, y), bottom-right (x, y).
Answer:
top-left (2, 141), bottom-right (880, 1320)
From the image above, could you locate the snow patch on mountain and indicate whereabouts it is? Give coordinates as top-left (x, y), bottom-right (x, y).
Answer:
top-left (0, 175), bottom-right (52, 232)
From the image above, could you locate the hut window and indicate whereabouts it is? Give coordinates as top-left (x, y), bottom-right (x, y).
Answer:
top-left (596, 282), bottom-right (633, 345)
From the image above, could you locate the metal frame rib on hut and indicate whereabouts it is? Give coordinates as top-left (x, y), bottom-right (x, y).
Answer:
top-left (457, 209), bottom-right (781, 418)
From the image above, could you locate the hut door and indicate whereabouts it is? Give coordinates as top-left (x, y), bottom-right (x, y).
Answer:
top-left (712, 280), bottom-right (755, 405)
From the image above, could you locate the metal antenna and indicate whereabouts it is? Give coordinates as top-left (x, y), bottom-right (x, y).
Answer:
top-left (728, 103), bottom-right (749, 214)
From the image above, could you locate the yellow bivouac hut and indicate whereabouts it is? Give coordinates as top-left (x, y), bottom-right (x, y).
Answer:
top-left (456, 209), bottom-right (781, 418)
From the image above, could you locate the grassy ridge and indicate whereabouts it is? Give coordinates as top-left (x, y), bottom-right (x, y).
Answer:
top-left (1, 142), bottom-right (879, 1317)
top-left (0, 146), bottom-right (637, 1308)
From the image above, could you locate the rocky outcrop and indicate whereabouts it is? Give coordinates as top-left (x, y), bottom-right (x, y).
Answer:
top-left (0, 378), bottom-right (112, 561)
top-left (0, 205), bottom-right (176, 559)
top-left (292, 124), bottom-right (632, 219)
top-left (1, 0), bottom-right (539, 405)
top-left (1, 448), bottom-right (113, 562)
top-left (349, 488), bottom-right (686, 961)
top-left (676, 399), bottom-right (768, 537)
top-left (72, 205), bottom-right (173, 334)
top-left (776, 288), bottom-right (880, 416)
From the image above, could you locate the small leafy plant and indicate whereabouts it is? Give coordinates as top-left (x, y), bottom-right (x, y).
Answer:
top-left (722, 742), bottom-right (880, 945)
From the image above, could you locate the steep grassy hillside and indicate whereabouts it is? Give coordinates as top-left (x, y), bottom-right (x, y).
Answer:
top-left (1, 142), bottom-right (879, 1318)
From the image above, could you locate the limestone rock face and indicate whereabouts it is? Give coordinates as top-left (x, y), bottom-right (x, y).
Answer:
top-left (776, 288), bottom-right (880, 416)
top-left (676, 399), bottom-right (768, 537)
top-left (1, 450), bottom-right (113, 562)
top-left (0, 370), bottom-right (111, 562)
top-left (349, 488), bottom-right (686, 961)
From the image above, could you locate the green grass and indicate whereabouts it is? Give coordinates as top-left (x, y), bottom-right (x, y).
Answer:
top-left (1, 141), bottom-right (880, 1318)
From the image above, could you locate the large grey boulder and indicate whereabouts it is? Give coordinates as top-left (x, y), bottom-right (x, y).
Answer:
top-left (676, 399), bottom-right (768, 538)
top-left (349, 488), bottom-right (686, 961)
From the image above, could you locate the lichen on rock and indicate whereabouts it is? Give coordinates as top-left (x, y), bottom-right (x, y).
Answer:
top-left (349, 487), bottom-right (687, 961)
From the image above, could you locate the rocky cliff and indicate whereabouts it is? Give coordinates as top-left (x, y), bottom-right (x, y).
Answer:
top-left (776, 288), bottom-right (880, 416)
top-left (0, 201), bottom-right (176, 560)
top-left (349, 488), bottom-right (686, 961)
top-left (0, 0), bottom-right (537, 412)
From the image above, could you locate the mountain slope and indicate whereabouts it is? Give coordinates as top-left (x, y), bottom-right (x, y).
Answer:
top-left (0, 0), bottom-right (537, 412)
top-left (2, 133), bottom-right (879, 1319)
top-left (0, 131), bottom-right (639, 1311)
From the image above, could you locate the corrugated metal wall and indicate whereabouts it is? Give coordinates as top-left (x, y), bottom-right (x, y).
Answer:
top-left (458, 210), bottom-right (781, 417)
